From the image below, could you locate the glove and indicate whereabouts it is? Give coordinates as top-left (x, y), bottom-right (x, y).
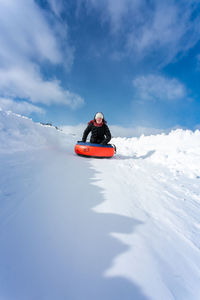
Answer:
top-left (100, 140), bottom-right (107, 145)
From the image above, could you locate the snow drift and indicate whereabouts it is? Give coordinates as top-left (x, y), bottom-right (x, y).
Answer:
top-left (0, 110), bottom-right (200, 300)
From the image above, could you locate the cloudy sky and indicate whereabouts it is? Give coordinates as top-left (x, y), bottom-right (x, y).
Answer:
top-left (0, 0), bottom-right (200, 129)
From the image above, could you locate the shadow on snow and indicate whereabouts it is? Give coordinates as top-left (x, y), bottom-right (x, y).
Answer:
top-left (115, 150), bottom-right (155, 160)
top-left (0, 149), bottom-right (149, 300)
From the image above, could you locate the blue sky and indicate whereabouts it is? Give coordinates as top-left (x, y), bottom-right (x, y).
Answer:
top-left (0, 0), bottom-right (200, 130)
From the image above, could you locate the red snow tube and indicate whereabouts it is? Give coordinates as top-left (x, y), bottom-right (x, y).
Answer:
top-left (75, 142), bottom-right (116, 158)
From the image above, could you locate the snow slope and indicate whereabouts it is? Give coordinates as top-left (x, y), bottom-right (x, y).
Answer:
top-left (0, 110), bottom-right (200, 300)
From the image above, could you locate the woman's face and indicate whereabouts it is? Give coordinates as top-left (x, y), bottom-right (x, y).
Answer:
top-left (96, 117), bottom-right (103, 124)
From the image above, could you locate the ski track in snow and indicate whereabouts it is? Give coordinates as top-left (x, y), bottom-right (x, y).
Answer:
top-left (1, 110), bottom-right (200, 300)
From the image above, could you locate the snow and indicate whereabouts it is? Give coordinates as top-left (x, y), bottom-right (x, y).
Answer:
top-left (1, 110), bottom-right (200, 300)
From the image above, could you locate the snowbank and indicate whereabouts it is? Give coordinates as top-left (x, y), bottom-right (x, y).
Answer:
top-left (1, 110), bottom-right (200, 300)
top-left (0, 110), bottom-right (75, 153)
top-left (112, 129), bottom-right (200, 178)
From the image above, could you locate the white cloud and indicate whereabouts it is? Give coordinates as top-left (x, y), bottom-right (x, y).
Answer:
top-left (110, 125), bottom-right (168, 137)
top-left (0, 66), bottom-right (84, 108)
top-left (61, 124), bottom-right (85, 136)
top-left (104, 0), bottom-right (137, 33)
top-left (61, 123), bottom-right (172, 138)
top-left (0, 0), bottom-right (83, 109)
top-left (126, 1), bottom-right (200, 66)
top-left (0, 97), bottom-right (44, 115)
top-left (0, 0), bottom-right (65, 65)
top-left (47, 0), bottom-right (65, 17)
top-left (83, 0), bottom-right (200, 66)
top-left (133, 74), bottom-right (187, 102)
top-left (79, 0), bottom-right (139, 33)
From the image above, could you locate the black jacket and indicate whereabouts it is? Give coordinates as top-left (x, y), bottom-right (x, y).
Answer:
top-left (82, 120), bottom-right (111, 144)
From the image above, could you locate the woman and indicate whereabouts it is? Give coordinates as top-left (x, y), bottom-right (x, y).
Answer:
top-left (82, 112), bottom-right (111, 145)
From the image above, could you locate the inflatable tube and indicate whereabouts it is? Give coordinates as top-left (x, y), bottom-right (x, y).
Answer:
top-left (75, 142), bottom-right (116, 158)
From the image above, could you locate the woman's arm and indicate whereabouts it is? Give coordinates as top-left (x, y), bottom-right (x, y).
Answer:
top-left (82, 124), bottom-right (92, 142)
top-left (101, 125), bottom-right (111, 144)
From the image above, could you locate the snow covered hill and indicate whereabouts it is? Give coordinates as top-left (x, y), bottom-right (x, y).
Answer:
top-left (0, 110), bottom-right (200, 300)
